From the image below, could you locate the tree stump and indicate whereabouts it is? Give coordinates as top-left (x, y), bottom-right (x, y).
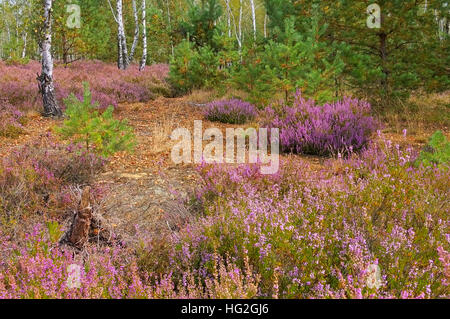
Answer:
top-left (66, 186), bottom-right (93, 249)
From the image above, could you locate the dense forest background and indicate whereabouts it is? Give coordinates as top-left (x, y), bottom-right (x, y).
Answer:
top-left (0, 0), bottom-right (449, 108)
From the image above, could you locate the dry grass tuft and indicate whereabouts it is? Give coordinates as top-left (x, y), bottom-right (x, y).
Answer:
top-left (149, 106), bottom-right (181, 155)
top-left (382, 91), bottom-right (449, 135)
top-left (185, 89), bottom-right (218, 104)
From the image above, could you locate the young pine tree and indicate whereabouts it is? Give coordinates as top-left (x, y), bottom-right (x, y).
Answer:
top-left (56, 82), bottom-right (135, 157)
top-left (232, 13), bottom-right (345, 105)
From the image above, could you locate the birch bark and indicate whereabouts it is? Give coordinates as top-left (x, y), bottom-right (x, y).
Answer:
top-left (264, 13), bottom-right (267, 38)
top-left (250, 0), bottom-right (256, 41)
top-left (22, 32), bottom-right (27, 59)
top-left (139, 0), bottom-right (147, 71)
top-left (117, 0), bottom-right (129, 69)
top-left (37, 0), bottom-right (61, 117)
top-left (238, 0), bottom-right (243, 50)
top-left (129, 0), bottom-right (140, 62)
top-left (225, 0), bottom-right (242, 54)
top-left (108, 0), bottom-right (129, 69)
top-left (225, 0), bottom-right (231, 37)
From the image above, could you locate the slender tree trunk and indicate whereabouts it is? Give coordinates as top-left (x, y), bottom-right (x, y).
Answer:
top-left (117, 32), bottom-right (124, 69)
top-left (250, 0), bottom-right (256, 41)
top-left (264, 13), bottom-right (267, 38)
top-left (226, 0), bottom-right (242, 56)
top-left (15, 13), bottom-right (19, 42)
top-left (21, 33), bottom-right (27, 59)
top-left (117, 0), bottom-right (129, 69)
top-left (239, 0), bottom-right (243, 40)
top-left (139, 0), bottom-right (147, 71)
top-left (166, 0), bottom-right (174, 56)
top-left (238, 0), bottom-right (243, 50)
top-left (225, 0), bottom-right (231, 37)
top-left (109, 0), bottom-right (129, 69)
top-left (129, 0), bottom-right (140, 62)
top-left (37, 0), bottom-right (61, 117)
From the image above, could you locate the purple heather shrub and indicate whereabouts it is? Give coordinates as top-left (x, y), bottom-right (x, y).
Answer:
top-left (0, 225), bottom-right (260, 299)
top-left (0, 102), bottom-right (26, 138)
top-left (204, 99), bottom-right (257, 124)
top-left (173, 139), bottom-right (449, 298)
top-left (262, 91), bottom-right (378, 156)
top-left (0, 60), bottom-right (170, 112)
top-left (0, 138), bottom-right (448, 298)
top-left (0, 135), bottom-right (105, 235)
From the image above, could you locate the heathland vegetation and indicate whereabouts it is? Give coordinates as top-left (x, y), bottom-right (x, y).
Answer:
top-left (0, 0), bottom-right (448, 299)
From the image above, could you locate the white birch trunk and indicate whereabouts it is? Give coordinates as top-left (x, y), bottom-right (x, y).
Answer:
top-left (117, 0), bottom-right (129, 69)
top-left (238, 0), bottom-right (243, 49)
top-left (226, 0), bottom-right (242, 53)
top-left (264, 13), bottom-right (267, 38)
top-left (139, 0), bottom-right (147, 71)
top-left (250, 0), bottom-right (256, 41)
top-left (108, 0), bottom-right (129, 69)
top-left (129, 0), bottom-right (140, 62)
top-left (225, 0), bottom-right (231, 37)
top-left (37, 0), bottom-right (61, 117)
top-left (22, 32), bottom-right (27, 59)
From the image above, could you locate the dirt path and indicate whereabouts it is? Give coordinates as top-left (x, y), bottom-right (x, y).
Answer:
top-left (0, 97), bottom-right (205, 241)
top-left (0, 96), bottom-right (438, 242)
top-left (92, 97), bottom-right (204, 240)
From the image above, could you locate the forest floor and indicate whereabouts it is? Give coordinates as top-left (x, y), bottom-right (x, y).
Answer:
top-left (0, 94), bottom-right (446, 243)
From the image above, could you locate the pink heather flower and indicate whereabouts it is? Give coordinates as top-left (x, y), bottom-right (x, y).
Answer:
top-left (262, 91), bottom-right (377, 156)
top-left (204, 99), bottom-right (257, 124)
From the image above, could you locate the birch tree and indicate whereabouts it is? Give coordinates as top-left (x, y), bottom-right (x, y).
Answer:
top-left (225, 0), bottom-right (232, 37)
top-left (249, 0), bottom-right (256, 41)
top-left (37, 0), bottom-right (61, 117)
top-left (239, 0), bottom-right (243, 47)
top-left (139, 0), bottom-right (147, 71)
top-left (129, 0), bottom-right (140, 62)
top-left (108, 0), bottom-right (129, 69)
top-left (224, 0), bottom-right (243, 51)
top-left (264, 13), bottom-right (267, 38)
top-left (22, 32), bottom-right (27, 59)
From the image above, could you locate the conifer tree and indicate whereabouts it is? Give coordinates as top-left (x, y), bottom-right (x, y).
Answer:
top-left (179, 0), bottom-right (223, 49)
top-left (233, 8), bottom-right (345, 105)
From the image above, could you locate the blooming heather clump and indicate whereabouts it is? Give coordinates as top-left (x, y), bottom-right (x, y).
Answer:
top-left (0, 60), bottom-right (170, 111)
top-left (174, 139), bottom-right (449, 298)
top-left (262, 91), bottom-right (377, 156)
top-left (0, 136), bottom-right (104, 234)
top-left (0, 103), bottom-right (26, 138)
top-left (204, 99), bottom-right (257, 124)
top-left (0, 138), bottom-right (448, 298)
top-left (0, 225), bottom-right (260, 299)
